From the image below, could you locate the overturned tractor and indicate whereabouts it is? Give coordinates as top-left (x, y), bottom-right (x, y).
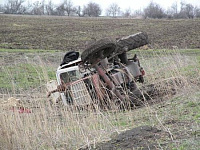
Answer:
top-left (47, 32), bottom-right (149, 109)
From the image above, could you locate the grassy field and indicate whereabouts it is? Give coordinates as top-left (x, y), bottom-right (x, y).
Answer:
top-left (0, 15), bottom-right (200, 150)
top-left (0, 48), bottom-right (199, 150)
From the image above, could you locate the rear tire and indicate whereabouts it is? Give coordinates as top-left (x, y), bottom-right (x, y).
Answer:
top-left (116, 32), bottom-right (149, 54)
top-left (81, 38), bottom-right (116, 64)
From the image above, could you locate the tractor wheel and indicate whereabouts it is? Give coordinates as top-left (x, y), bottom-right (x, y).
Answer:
top-left (116, 32), bottom-right (148, 54)
top-left (81, 38), bottom-right (116, 65)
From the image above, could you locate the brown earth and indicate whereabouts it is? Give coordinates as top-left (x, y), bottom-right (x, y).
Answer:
top-left (80, 126), bottom-right (166, 150)
top-left (0, 15), bottom-right (200, 51)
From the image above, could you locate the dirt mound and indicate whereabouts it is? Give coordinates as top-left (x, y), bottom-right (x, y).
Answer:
top-left (128, 77), bottom-right (186, 107)
top-left (80, 126), bottom-right (164, 150)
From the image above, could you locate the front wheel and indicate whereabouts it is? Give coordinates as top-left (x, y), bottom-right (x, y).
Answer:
top-left (81, 38), bottom-right (116, 65)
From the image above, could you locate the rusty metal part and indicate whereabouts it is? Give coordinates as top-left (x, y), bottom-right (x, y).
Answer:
top-left (94, 64), bottom-right (125, 101)
top-left (118, 52), bottom-right (129, 64)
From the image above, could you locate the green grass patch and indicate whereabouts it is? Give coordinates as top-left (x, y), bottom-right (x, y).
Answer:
top-left (158, 92), bottom-right (200, 122)
top-left (0, 63), bottom-right (55, 91)
top-left (0, 48), bottom-right (61, 53)
top-left (169, 139), bottom-right (200, 150)
top-left (129, 49), bottom-right (200, 56)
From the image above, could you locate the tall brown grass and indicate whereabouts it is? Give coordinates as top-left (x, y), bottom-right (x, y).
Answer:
top-left (0, 49), bottom-right (199, 150)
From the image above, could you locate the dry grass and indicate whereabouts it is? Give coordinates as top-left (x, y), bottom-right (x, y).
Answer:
top-left (0, 49), bottom-right (200, 150)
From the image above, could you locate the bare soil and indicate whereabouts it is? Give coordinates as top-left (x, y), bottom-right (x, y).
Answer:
top-left (0, 15), bottom-right (200, 50)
